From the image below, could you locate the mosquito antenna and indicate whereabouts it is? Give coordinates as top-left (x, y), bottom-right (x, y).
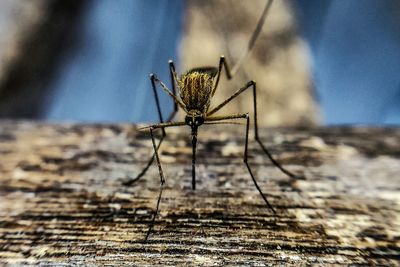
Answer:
top-left (230, 0), bottom-right (274, 76)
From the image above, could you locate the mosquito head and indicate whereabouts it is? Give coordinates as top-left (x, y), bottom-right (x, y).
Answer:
top-left (185, 111), bottom-right (204, 132)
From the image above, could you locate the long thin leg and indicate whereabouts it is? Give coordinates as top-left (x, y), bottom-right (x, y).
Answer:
top-left (145, 127), bottom-right (165, 241)
top-left (205, 113), bottom-right (276, 213)
top-left (123, 66), bottom-right (180, 186)
top-left (212, 0), bottom-right (274, 96)
top-left (251, 82), bottom-right (301, 179)
top-left (230, 0), bottom-right (274, 76)
top-left (122, 122), bottom-right (184, 186)
top-left (168, 60), bottom-right (179, 121)
top-left (207, 81), bottom-right (300, 180)
top-left (212, 56), bottom-right (232, 97)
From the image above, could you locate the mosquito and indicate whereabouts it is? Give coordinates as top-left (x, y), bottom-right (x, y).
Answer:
top-left (124, 0), bottom-right (301, 240)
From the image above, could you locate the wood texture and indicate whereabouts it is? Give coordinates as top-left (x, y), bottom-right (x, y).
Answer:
top-left (0, 121), bottom-right (399, 265)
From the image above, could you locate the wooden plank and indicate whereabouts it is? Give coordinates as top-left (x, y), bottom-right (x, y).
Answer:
top-left (0, 121), bottom-right (399, 265)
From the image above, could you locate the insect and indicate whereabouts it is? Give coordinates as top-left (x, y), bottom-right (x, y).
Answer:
top-left (124, 0), bottom-right (301, 240)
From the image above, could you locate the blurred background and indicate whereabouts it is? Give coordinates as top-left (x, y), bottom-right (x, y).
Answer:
top-left (0, 0), bottom-right (399, 126)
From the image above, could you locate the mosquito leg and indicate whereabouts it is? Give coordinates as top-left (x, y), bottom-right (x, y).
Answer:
top-left (243, 114), bottom-right (276, 214)
top-left (212, 56), bottom-right (232, 97)
top-left (168, 60), bottom-right (178, 120)
top-left (207, 80), bottom-right (301, 180)
top-left (123, 72), bottom-right (179, 186)
top-left (207, 80), bottom-right (252, 116)
top-left (250, 81), bottom-right (303, 180)
top-left (230, 0), bottom-right (274, 76)
top-left (145, 127), bottom-right (166, 241)
top-left (212, 0), bottom-right (274, 96)
top-left (205, 114), bottom-right (276, 213)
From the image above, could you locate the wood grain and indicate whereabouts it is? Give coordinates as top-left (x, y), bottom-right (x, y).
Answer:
top-left (0, 121), bottom-right (399, 265)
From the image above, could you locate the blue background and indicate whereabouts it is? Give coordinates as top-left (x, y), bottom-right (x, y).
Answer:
top-left (42, 0), bottom-right (400, 125)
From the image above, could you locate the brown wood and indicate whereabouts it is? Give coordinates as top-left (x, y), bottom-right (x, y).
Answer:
top-left (0, 120), bottom-right (399, 265)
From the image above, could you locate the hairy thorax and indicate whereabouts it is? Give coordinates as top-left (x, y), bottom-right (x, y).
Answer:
top-left (178, 71), bottom-right (214, 114)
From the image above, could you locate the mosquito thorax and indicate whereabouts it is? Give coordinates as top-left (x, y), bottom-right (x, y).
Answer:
top-left (178, 69), bottom-right (217, 113)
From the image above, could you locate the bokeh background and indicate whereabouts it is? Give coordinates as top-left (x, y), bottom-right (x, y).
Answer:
top-left (0, 0), bottom-right (399, 125)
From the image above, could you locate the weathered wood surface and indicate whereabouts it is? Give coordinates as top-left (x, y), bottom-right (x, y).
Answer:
top-left (0, 120), bottom-right (399, 265)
